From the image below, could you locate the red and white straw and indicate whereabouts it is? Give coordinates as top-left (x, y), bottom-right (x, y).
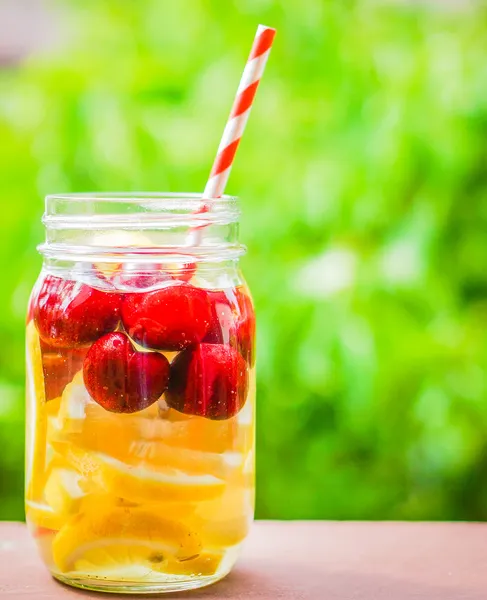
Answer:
top-left (203, 24), bottom-right (276, 200)
top-left (192, 24), bottom-right (276, 241)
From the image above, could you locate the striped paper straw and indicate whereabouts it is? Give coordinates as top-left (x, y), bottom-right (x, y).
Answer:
top-left (192, 24), bottom-right (276, 242)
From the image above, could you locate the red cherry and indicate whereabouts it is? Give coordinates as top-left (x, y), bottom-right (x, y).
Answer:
top-left (166, 344), bottom-right (249, 420)
top-left (40, 340), bottom-right (88, 401)
top-left (34, 275), bottom-right (121, 347)
top-left (204, 287), bottom-right (256, 367)
top-left (204, 290), bottom-right (238, 345)
top-left (83, 332), bottom-right (169, 413)
top-left (235, 289), bottom-right (256, 367)
top-left (121, 283), bottom-right (212, 351)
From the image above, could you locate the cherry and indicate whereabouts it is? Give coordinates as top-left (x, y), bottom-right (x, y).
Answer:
top-left (235, 289), bottom-right (256, 367)
top-left (203, 287), bottom-right (256, 367)
top-left (121, 283), bottom-right (212, 351)
top-left (34, 275), bottom-right (121, 347)
top-left (40, 340), bottom-right (88, 401)
top-left (166, 344), bottom-right (249, 420)
top-left (83, 332), bottom-right (169, 414)
top-left (204, 290), bottom-right (238, 345)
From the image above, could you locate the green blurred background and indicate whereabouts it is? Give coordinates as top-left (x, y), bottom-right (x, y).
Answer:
top-left (2, 0), bottom-right (487, 521)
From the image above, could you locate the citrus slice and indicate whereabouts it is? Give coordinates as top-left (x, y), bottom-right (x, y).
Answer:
top-left (241, 448), bottom-right (255, 488)
top-left (53, 441), bottom-right (226, 504)
top-left (53, 506), bottom-right (202, 574)
top-left (26, 321), bottom-right (47, 502)
top-left (55, 378), bottom-right (251, 460)
top-left (54, 370), bottom-right (91, 434)
top-left (78, 492), bottom-right (196, 522)
top-left (126, 440), bottom-right (243, 479)
top-left (236, 380), bottom-right (255, 452)
top-left (193, 486), bottom-right (254, 547)
top-left (92, 454), bottom-right (226, 504)
top-left (138, 410), bottom-right (245, 454)
top-left (46, 396), bottom-right (62, 418)
top-left (44, 403), bottom-right (63, 454)
top-left (52, 372), bottom-right (161, 447)
top-left (53, 369), bottom-right (154, 437)
top-left (78, 493), bottom-right (139, 512)
top-left (55, 407), bottom-right (148, 466)
top-left (44, 467), bottom-right (86, 517)
top-left (25, 500), bottom-right (65, 532)
top-left (55, 407), bottom-right (245, 480)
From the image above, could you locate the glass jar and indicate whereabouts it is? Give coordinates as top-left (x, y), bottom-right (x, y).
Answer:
top-left (25, 193), bottom-right (255, 594)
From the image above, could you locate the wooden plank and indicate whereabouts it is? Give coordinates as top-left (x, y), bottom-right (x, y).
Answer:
top-left (1, 521), bottom-right (487, 598)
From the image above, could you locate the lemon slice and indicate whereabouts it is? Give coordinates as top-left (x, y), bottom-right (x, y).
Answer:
top-left (56, 406), bottom-right (245, 480)
top-left (53, 506), bottom-right (202, 574)
top-left (91, 454), bottom-right (226, 504)
top-left (56, 408), bottom-right (148, 465)
top-left (52, 369), bottom-right (130, 437)
top-left (44, 467), bottom-right (86, 517)
top-left (26, 321), bottom-right (47, 502)
top-left (138, 410), bottom-right (244, 454)
top-left (193, 486), bottom-right (254, 547)
top-left (53, 371), bottom-right (92, 434)
top-left (128, 440), bottom-right (243, 479)
top-left (46, 396), bottom-right (62, 418)
top-left (235, 376), bottom-right (255, 452)
top-left (56, 382), bottom-right (250, 458)
top-left (52, 375), bottom-right (161, 449)
top-left (53, 441), bottom-right (226, 504)
top-left (25, 500), bottom-right (65, 532)
top-left (241, 448), bottom-right (255, 488)
top-left (77, 494), bottom-right (198, 535)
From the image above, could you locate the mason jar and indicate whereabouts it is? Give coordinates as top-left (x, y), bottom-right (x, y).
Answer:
top-left (25, 193), bottom-right (255, 594)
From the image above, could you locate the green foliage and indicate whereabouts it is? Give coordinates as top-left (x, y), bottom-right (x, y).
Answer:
top-left (2, 0), bottom-right (487, 520)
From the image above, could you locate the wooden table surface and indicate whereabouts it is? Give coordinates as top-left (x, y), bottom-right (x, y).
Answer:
top-left (1, 521), bottom-right (487, 599)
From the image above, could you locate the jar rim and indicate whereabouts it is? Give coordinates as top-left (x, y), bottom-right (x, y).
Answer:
top-left (40, 192), bottom-right (244, 263)
top-left (45, 191), bottom-right (238, 203)
top-left (43, 192), bottom-right (240, 228)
